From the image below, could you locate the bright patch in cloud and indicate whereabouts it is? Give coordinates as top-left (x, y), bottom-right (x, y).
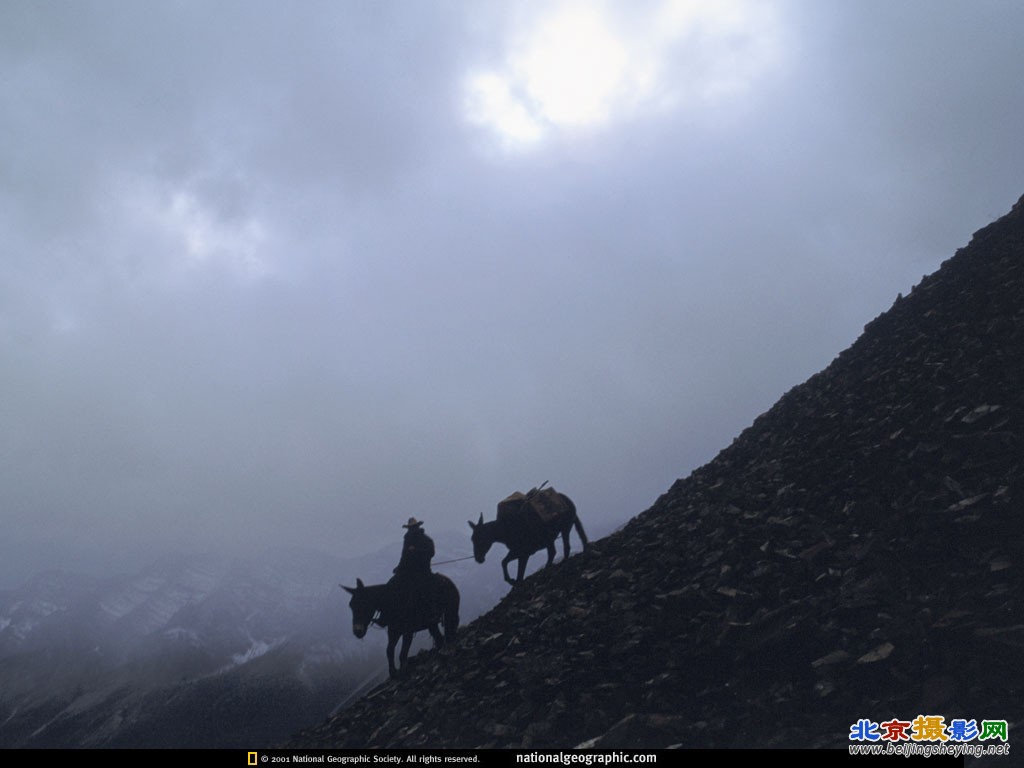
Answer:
top-left (163, 190), bottom-right (267, 277)
top-left (516, 4), bottom-right (630, 128)
top-left (117, 175), bottom-right (271, 282)
top-left (465, 73), bottom-right (545, 145)
top-left (465, 0), bottom-right (785, 147)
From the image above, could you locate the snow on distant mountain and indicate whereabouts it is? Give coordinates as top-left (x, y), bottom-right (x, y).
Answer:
top-left (0, 533), bottom-right (509, 747)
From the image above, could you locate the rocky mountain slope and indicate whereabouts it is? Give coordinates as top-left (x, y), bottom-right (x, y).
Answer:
top-left (292, 194), bottom-right (1024, 748)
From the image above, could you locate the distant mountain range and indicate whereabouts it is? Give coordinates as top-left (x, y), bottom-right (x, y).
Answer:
top-left (0, 531), bottom-right (505, 747)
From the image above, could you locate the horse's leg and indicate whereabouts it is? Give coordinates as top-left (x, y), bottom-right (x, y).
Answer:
top-left (545, 538), bottom-right (556, 567)
top-left (516, 554), bottom-right (529, 583)
top-left (428, 622), bottom-right (444, 649)
top-left (561, 528), bottom-right (571, 560)
top-left (398, 631), bottom-right (414, 675)
top-left (386, 630), bottom-right (398, 679)
top-left (501, 551), bottom-right (517, 585)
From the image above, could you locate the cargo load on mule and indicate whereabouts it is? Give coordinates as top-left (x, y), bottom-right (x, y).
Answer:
top-left (469, 482), bottom-right (589, 585)
top-left (497, 485), bottom-right (568, 525)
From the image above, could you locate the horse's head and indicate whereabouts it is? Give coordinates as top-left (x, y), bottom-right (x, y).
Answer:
top-left (340, 578), bottom-right (373, 638)
top-left (468, 512), bottom-right (493, 563)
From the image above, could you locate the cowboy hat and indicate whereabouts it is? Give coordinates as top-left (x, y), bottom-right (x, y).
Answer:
top-left (402, 517), bottom-right (424, 528)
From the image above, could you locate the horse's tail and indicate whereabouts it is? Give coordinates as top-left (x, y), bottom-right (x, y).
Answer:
top-left (563, 494), bottom-right (589, 550)
top-left (434, 574), bottom-right (460, 640)
top-left (573, 515), bottom-right (589, 550)
top-left (561, 493), bottom-right (593, 552)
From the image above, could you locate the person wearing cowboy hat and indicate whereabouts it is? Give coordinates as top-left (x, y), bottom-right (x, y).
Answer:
top-left (394, 517), bottom-right (435, 577)
top-left (392, 517), bottom-right (437, 624)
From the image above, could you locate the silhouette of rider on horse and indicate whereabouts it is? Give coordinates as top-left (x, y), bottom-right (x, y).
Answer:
top-left (391, 517), bottom-right (437, 624)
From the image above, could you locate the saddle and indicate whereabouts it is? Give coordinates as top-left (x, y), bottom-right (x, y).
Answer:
top-left (387, 572), bottom-right (440, 627)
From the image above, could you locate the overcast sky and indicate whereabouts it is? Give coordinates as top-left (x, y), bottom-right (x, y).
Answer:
top-left (2, 0), bottom-right (1022, 587)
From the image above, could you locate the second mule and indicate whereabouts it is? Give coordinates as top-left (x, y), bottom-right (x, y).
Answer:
top-left (469, 486), bottom-right (588, 585)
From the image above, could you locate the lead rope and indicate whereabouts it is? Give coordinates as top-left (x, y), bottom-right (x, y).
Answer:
top-left (432, 554), bottom-right (476, 567)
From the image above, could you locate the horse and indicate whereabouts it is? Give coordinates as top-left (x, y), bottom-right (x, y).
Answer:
top-left (341, 573), bottom-right (460, 679)
top-left (469, 487), bottom-right (588, 585)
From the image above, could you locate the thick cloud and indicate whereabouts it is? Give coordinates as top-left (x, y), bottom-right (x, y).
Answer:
top-left (2, 1), bottom-right (1022, 586)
